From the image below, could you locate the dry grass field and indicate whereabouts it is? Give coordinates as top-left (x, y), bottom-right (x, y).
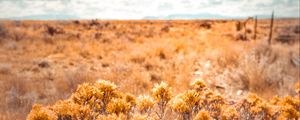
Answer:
top-left (0, 19), bottom-right (299, 119)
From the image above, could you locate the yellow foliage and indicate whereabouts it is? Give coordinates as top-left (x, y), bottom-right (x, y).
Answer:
top-left (136, 95), bottom-right (155, 114)
top-left (245, 93), bottom-right (263, 106)
top-left (191, 78), bottom-right (207, 91)
top-left (51, 100), bottom-right (80, 118)
top-left (194, 110), bottom-right (211, 120)
top-left (221, 106), bottom-right (239, 120)
top-left (278, 105), bottom-right (300, 119)
top-left (181, 90), bottom-right (201, 108)
top-left (170, 97), bottom-right (190, 113)
top-left (106, 98), bottom-right (131, 115)
top-left (71, 83), bottom-right (103, 105)
top-left (27, 104), bottom-right (57, 120)
top-left (95, 79), bottom-right (119, 102)
top-left (124, 93), bottom-right (137, 106)
top-left (26, 79), bottom-right (300, 120)
top-left (151, 81), bottom-right (172, 104)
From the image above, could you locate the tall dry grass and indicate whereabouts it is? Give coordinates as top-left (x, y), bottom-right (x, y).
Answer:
top-left (194, 39), bottom-right (299, 99)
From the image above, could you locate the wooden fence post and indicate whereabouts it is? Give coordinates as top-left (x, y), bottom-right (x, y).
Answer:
top-left (254, 16), bottom-right (257, 40)
top-left (268, 11), bottom-right (274, 45)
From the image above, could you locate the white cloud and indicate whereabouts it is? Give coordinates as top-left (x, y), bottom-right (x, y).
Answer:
top-left (0, 0), bottom-right (298, 19)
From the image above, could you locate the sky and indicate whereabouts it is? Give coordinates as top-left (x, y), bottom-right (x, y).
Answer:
top-left (0, 0), bottom-right (299, 20)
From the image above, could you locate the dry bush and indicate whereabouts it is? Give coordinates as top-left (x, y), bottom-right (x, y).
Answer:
top-left (0, 64), bottom-right (95, 119)
top-left (151, 82), bottom-right (172, 119)
top-left (62, 67), bottom-right (95, 92)
top-left (0, 22), bottom-right (28, 41)
top-left (231, 42), bottom-right (299, 98)
top-left (194, 110), bottom-right (211, 120)
top-left (0, 23), bottom-right (7, 39)
top-left (0, 63), bottom-right (12, 74)
top-left (26, 79), bottom-right (300, 120)
top-left (45, 25), bottom-right (65, 36)
top-left (275, 34), bottom-right (296, 44)
top-left (137, 95), bottom-right (155, 116)
top-left (195, 40), bottom-right (299, 99)
top-left (0, 23), bottom-right (20, 44)
top-left (8, 28), bottom-right (27, 41)
top-left (27, 104), bottom-right (57, 120)
top-left (199, 22), bottom-right (212, 29)
top-left (294, 25), bottom-right (300, 34)
top-left (0, 75), bottom-right (37, 119)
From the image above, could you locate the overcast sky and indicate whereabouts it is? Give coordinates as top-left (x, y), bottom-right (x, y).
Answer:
top-left (0, 0), bottom-right (299, 19)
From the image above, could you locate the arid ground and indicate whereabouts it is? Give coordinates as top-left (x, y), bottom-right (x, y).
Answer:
top-left (0, 19), bottom-right (299, 119)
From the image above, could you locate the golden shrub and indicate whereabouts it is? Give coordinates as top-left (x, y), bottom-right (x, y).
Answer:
top-left (26, 79), bottom-right (300, 120)
top-left (71, 83), bottom-right (103, 105)
top-left (95, 79), bottom-right (119, 103)
top-left (221, 106), bottom-right (239, 120)
top-left (203, 89), bottom-right (215, 99)
top-left (77, 105), bottom-right (95, 120)
top-left (170, 89), bottom-right (202, 118)
top-left (278, 105), bottom-right (300, 119)
top-left (279, 96), bottom-right (300, 112)
top-left (249, 102), bottom-right (272, 119)
top-left (151, 81), bottom-right (172, 119)
top-left (27, 104), bottom-right (57, 120)
top-left (170, 97), bottom-right (190, 113)
top-left (207, 94), bottom-right (224, 104)
top-left (207, 103), bottom-right (223, 118)
top-left (194, 110), bottom-right (211, 120)
top-left (190, 78), bottom-right (207, 91)
top-left (170, 97), bottom-right (192, 120)
top-left (123, 93), bottom-right (136, 106)
top-left (51, 100), bottom-right (81, 119)
top-left (136, 95), bottom-right (155, 114)
top-left (152, 81), bottom-right (172, 104)
top-left (181, 90), bottom-right (201, 108)
top-left (269, 96), bottom-right (280, 105)
top-left (106, 98), bottom-right (131, 115)
top-left (244, 93), bottom-right (263, 106)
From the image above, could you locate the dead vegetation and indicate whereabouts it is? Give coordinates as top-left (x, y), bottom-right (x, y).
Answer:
top-left (27, 79), bottom-right (300, 120)
top-left (0, 19), bottom-right (299, 119)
